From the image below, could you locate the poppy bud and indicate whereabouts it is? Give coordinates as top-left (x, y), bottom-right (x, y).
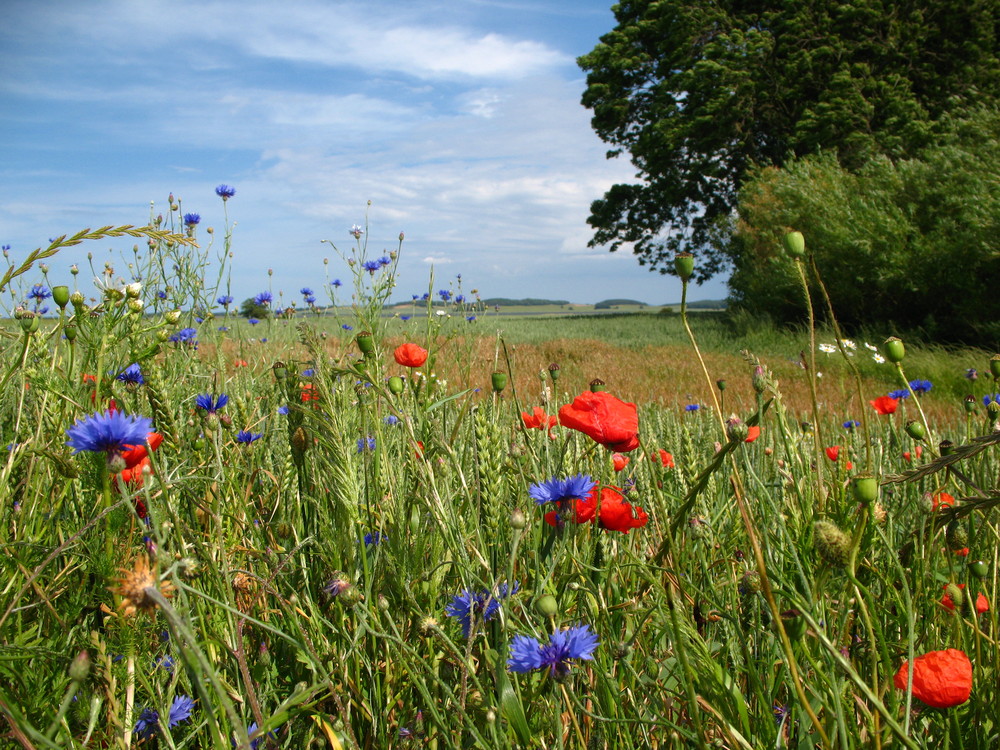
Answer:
top-left (991, 354), bottom-right (1000, 380)
top-left (852, 474), bottom-right (878, 505)
top-left (388, 375), bottom-right (405, 394)
top-left (673, 252), bottom-right (694, 281)
top-left (946, 521), bottom-right (968, 552)
top-left (814, 520), bottom-right (851, 567)
top-left (356, 331), bottom-right (374, 355)
top-left (491, 372), bottom-right (508, 392)
top-left (547, 363), bottom-right (560, 381)
top-left (69, 651), bottom-right (91, 683)
top-left (905, 420), bottom-right (925, 440)
top-left (968, 560), bottom-right (989, 579)
top-left (291, 426), bottom-right (309, 455)
top-left (52, 285), bottom-right (70, 308)
top-left (535, 595), bottom-right (558, 617)
top-left (782, 231), bottom-right (806, 258)
top-left (589, 378), bottom-right (607, 393)
top-left (64, 324), bottom-right (77, 341)
top-left (944, 583), bottom-right (964, 610)
top-left (883, 337), bottom-right (905, 364)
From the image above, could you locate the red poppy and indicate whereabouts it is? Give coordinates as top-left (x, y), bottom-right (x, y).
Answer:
top-left (543, 486), bottom-right (648, 533)
top-left (932, 492), bottom-right (954, 511)
top-left (234, 359), bottom-right (248, 368)
top-left (650, 449), bottom-right (674, 468)
top-left (521, 407), bottom-right (557, 432)
top-left (941, 584), bottom-right (989, 614)
top-left (893, 649), bottom-right (972, 708)
top-left (558, 391), bottom-right (639, 452)
top-left (394, 343), bottom-right (428, 368)
top-left (870, 396), bottom-right (899, 415)
top-left (612, 453), bottom-right (629, 472)
top-left (414, 440), bottom-right (424, 459)
top-left (745, 425), bottom-right (761, 443)
top-left (903, 445), bottom-right (923, 462)
top-left (825, 445), bottom-right (841, 461)
top-left (954, 547), bottom-right (970, 557)
top-left (301, 383), bottom-right (319, 402)
top-left (118, 432), bottom-right (163, 490)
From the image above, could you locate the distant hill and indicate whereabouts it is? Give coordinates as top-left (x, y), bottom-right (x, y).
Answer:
top-left (480, 298), bottom-right (570, 307)
top-left (594, 298), bottom-right (647, 309)
top-left (660, 299), bottom-right (727, 310)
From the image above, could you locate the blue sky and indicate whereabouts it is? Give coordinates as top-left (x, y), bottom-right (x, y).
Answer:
top-left (1, 0), bottom-right (729, 308)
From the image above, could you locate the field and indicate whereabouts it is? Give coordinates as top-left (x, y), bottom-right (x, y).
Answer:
top-left (1, 224), bottom-right (998, 749)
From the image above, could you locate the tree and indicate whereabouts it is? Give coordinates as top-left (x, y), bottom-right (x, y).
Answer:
top-left (239, 298), bottom-right (271, 320)
top-left (578, 0), bottom-right (1000, 283)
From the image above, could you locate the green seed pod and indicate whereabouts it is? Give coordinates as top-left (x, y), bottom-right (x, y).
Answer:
top-left (52, 285), bottom-right (70, 308)
top-left (782, 231), bottom-right (806, 258)
top-left (939, 439), bottom-right (955, 456)
top-left (673, 252), bottom-right (695, 281)
top-left (964, 395), bottom-right (977, 413)
top-left (491, 371), bottom-right (508, 392)
top-left (968, 560), bottom-right (989, 579)
top-left (356, 331), bottom-right (375, 355)
top-left (780, 609), bottom-right (807, 642)
top-left (589, 378), bottom-right (606, 393)
top-left (852, 474), bottom-right (879, 505)
top-left (905, 420), bottom-right (925, 440)
top-left (272, 361), bottom-right (287, 380)
top-left (991, 354), bottom-right (1000, 380)
top-left (814, 520), bottom-right (851, 567)
top-left (19, 313), bottom-right (39, 334)
top-left (883, 337), bottom-right (905, 364)
top-left (388, 375), bottom-right (405, 395)
top-left (716, 379), bottom-right (726, 391)
top-left (63, 324), bottom-right (77, 341)
top-left (944, 583), bottom-right (964, 609)
top-left (547, 363), bottom-right (560, 381)
top-left (946, 520), bottom-right (968, 551)
top-left (535, 595), bottom-right (558, 617)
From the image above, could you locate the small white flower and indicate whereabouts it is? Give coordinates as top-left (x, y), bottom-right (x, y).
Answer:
top-left (839, 339), bottom-right (856, 350)
top-left (817, 372), bottom-right (823, 378)
top-left (435, 310), bottom-right (446, 317)
top-left (818, 343), bottom-right (836, 354)
top-left (872, 353), bottom-right (886, 364)
top-left (864, 342), bottom-right (879, 352)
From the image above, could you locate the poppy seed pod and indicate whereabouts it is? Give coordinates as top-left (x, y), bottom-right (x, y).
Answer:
top-left (852, 474), bottom-right (879, 505)
top-left (491, 371), bottom-right (508, 392)
top-left (990, 354), bottom-right (1000, 379)
top-left (905, 420), bottom-right (925, 440)
top-left (673, 252), bottom-right (695, 281)
top-left (883, 337), bottom-right (905, 363)
top-left (64, 324), bottom-right (77, 341)
top-left (939, 439), bottom-right (954, 456)
top-left (356, 332), bottom-right (375, 356)
top-left (814, 520), bottom-right (851, 567)
top-left (534, 595), bottom-right (558, 617)
top-left (782, 231), bottom-right (806, 258)
top-left (52, 285), bottom-right (70, 308)
top-left (964, 394), bottom-right (977, 413)
top-left (589, 378), bottom-right (607, 393)
top-left (547, 362), bottom-right (560, 381)
top-left (969, 560), bottom-right (989, 579)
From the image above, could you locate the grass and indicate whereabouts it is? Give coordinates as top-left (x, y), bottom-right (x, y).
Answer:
top-left (0, 215), bottom-right (998, 749)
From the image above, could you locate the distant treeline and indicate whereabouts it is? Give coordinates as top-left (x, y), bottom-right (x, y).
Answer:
top-left (660, 299), bottom-right (726, 310)
top-left (480, 298), bottom-right (571, 307)
top-left (593, 298), bottom-right (646, 309)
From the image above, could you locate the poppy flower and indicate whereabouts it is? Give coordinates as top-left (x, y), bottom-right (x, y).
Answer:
top-left (394, 343), bottom-right (428, 368)
top-left (745, 425), bottom-right (761, 443)
top-left (903, 445), bottom-right (923, 462)
top-left (870, 396), bottom-right (899, 415)
top-left (940, 584), bottom-right (989, 614)
top-left (558, 391), bottom-right (639, 452)
top-left (650, 449), bottom-right (674, 468)
top-left (521, 407), bottom-right (557, 432)
top-left (301, 383), bottom-right (319, 402)
top-left (825, 445), bottom-right (853, 469)
top-left (612, 453), bottom-right (629, 472)
top-left (234, 359), bottom-right (248, 368)
top-left (118, 432), bottom-right (164, 490)
top-left (893, 648), bottom-right (972, 708)
top-left (932, 492), bottom-right (954, 511)
top-left (543, 486), bottom-right (647, 533)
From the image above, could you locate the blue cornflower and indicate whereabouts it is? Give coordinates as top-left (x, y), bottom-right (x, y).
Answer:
top-left (116, 363), bottom-right (144, 385)
top-left (157, 290), bottom-right (168, 300)
top-left (378, 255), bottom-right (391, 267)
top-left (253, 291), bottom-right (272, 306)
top-left (244, 722), bottom-right (277, 750)
top-left (888, 389), bottom-right (910, 400)
top-left (217, 295), bottom-right (234, 306)
top-left (66, 411), bottom-right (152, 455)
top-left (356, 436), bottom-right (376, 452)
top-left (439, 290), bottom-right (451, 302)
top-left (134, 707), bottom-right (159, 739)
top-left (194, 316), bottom-right (204, 324)
top-left (400, 315), bottom-right (411, 322)
top-left (909, 379), bottom-right (932, 395)
top-left (236, 431), bottom-right (262, 444)
top-left (215, 184), bottom-right (236, 199)
top-left (843, 419), bottom-right (860, 429)
top-left (155, 655), bottom-right (174, 673)
top-left (300, 287), bottom-right (313, 296)
top-left (28, 284), bottom-right (51, 302)
top-left (350, 224), bottom-right (364, 238)
top-left (195, 393), bottom-right (229, 413)
top-left (528, 475), bottom-right (595, 506)
top-left (277, 405), bottom-right (289, 415)
top-left (218, 326), bottom-right (229, 332)
top-left (304, 295), bottom-right (316, 305)
top-left (455, 294), bottom-right (465, 304)
top-left (685, 404), bottom-right (700, 411)
top-left (966, 368), bottom-right (978, 381)
top-left (446, 581), bottom-right (520, 638)
top-left (362, 260), bottom-right (381, 274)
top-left (411, 294), bottom-right (420, 301)
top-left (183, 213), bottom-right (200, 226)
top-left (332, 279), bottom-right (342, 288)
top-left (168, 695), bottom-right (195, 728)
top-left (507, 624), bottom-right (599, 677)
top-left (466, 315), bottom-right (476, 322)
top-left (421, 293), bottom-right (430, 301)
top-left (342, 324), bottom-right (353, 331)
top-left (983, 394), bottom-right (1000, 406)
top-left (383, 415), bottom-right (399, 425)
top-left (364, 531), bottom-right (386, 546)
top-left (37, 305), bottom-right (49, 314)
top-left (248, 318), bottom-right (260, 326)
top-left (302, 368), bottom-right (315, 377)
top-left (169, 327), bottom-right (197, 344)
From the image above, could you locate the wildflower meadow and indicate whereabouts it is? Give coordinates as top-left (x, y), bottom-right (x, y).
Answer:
top-left (2, 198), bottom-right (999, 749)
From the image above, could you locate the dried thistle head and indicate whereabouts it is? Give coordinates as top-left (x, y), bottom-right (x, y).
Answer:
top-left (113, 556), bottom-right (174, 617)
top-left (232, 572), bottom-right (260, 611)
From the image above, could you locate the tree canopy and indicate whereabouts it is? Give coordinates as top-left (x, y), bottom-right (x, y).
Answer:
top-left (579, 0), bottom-right (1000, 283)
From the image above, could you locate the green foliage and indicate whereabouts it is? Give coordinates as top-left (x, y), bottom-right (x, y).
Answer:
top-left (479, 297), bottom-right (570, 307)
top-left (578, 0), bottom-right (1000, 281)
top-left (729, 107), bottom-right (1000, 341)
top-left (593, 298), bottom-right (646, 309)
top-left (239, 297), bottom-right (271, 319)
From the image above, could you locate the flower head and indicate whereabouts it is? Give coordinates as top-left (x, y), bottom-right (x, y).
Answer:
top-left (888, 389), bottom-right (910, 400)
top-left (521, 406), bottom-right (557, 432)
top-left (217, 295), bottom-right (234, 306)
top-left (909, 379), bottom-right (932, 395)
top-left (894, 649), bottom-right (972, 708)
top-left (114, 555), bottom-right (174, 617)
top-left (183, 213), bottom-right (200, 226)
top-left (941, 584), bottom-right (989, 614)
top-left (559, 391), bottom-right (639, 452)
top-left (215, 184), bottom-right (236, 199)
top-left (195, 393), bottom-right (229, 413)
top-left (394, 343), bottom-right (428, 368)
top-left (966, 368), bottom-right (978, 381)
top-left (28, 284), bottom-right (51, 302)
top-left (236, 431), bottom-right (262, 444)
top-left (356, 436), bottom-right (376, 452)
top-left (253, 291), bottom-right (272, 306)
top-left (843, 420), bottom-right (860, 429)
top-left (870, 395), bottom-right (898, 415)
top-left (362, 260), bottom-right (381, 274)
top-left (116, 363), bottom-right (145, 386)
top-left (446, 582), bottom-right (519, 638)
top-left (685, 403), bottom-right (700, 411)
top-left (169, 327), bottom-right (197, 344)
top-left (650, 449), bottom-right (674, 468)
top-left (612, 453), bottom-right (629, 472)
top-left (350, 224), bottom-right (364, 239)
top-left (67, 411), bottom-right (153, 455)
top-left (529, 475), bottom-right (595, 506)
top-left (508, 624), bottom-right (599, 678)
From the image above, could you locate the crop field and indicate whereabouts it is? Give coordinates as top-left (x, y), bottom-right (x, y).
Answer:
top-left (1, 220), bottom-right (998, 749)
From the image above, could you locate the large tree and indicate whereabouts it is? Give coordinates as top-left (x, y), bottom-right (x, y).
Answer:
top-left (579, 0), bottom-right (1000, 282)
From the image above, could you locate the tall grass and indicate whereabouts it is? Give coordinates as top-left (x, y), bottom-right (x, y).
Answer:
top-left (0, 201), bottom-right (998, 749)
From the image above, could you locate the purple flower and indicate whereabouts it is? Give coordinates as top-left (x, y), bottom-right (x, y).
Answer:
top-left (685, 404), bottom-right (699, 411)
top-left (169, 327), bottom-right (197, 344)
top-left (356, 436), bottom-right (376, 452)
top-left (909, 379), bottom-right (932, 395)
top-left (438, 290), bottom-right (451, 302)
top-left (217, 295), bottom-right (234, 306)
top-left (253, 291), bottom-right (272, 306)
top-left (400, 315), bottom-right (411, 322)
top-left (378, 255), bottom-right (391, 267)
top-left (843, 419), bottom-right (860, 429)
top-left (888, 389), bottom-right (910, 400)
top-left (116, 363), bottom-right (144, 386)
top-left (277, 405), bottom-right (289, 415)
top-left (446, 581), bottom-right (519, 638)
top-left (984, 394), bottom-right (1000, 406)
top-left (966, 368), bottom-right (978, 381)
top-left (183, 213), bottom-right (200, 226)
top-left (28, 284), bottom-right (51, 302)
top-left (195, 393), bottom-right (228, 413)
top-left (248, 318), bottom-right (260, 326)
top-left (236, 430), bottom-right (262, 444)
top-left (215, 184), bottom-right (236, 199)
top-left (362, 260), bottom-right (381, 274)
top-left (528, 475), bottom-right (595, 506)
top-left (350, 224), bottom-right (364, 239)
top-left (332, 279), bottom-right (342, 287)
top-left (507, 624), bottom-right (599, 677)
top-left (304, 295), bottom-right (316, 305)
top-left (342, 324), bottom-right (353, 331)
top-left (364, 531), bottom-right (386, 546)
top-left (66, 411), bottom-right (152, 455)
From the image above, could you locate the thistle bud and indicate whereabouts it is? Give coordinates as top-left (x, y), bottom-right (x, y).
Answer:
top-left (156, 329), bottom-right (170, 342)
top-left (673, 252), bottom-right (695, 281)
top-left (725, 415), bottom-right (749, 442)
top-left (782, 231), bottom-right (806, 258)
top-left (946, 521), bottom-right (968, 552)
top-left (905, 420), bottom-right (925, 440)
top-left (52, 285), bottom-right (70, 308)
top-left (388, 375), bottom-right (405, 395)
top-left (70, 291), bottom-right (85, 311)
top-left (751, 365), bottom-right (767, 394)
top-left (356, 331), bottom-right (374, 355)
top-left (852, 474), bottom-right (879, 505)
top-left (883, 337), bottom-right (905, 364)
top-left (740, 570), bottom-right (762, 594)
top-left (491, 371), bottom-right (508, 392)
top-left (127, 298), bottom-right (144, 313)
top-left (814, 520), bottom-right (851, 567)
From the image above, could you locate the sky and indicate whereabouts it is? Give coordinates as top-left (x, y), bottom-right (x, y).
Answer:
top-left (1, 0), bottom-right (730, 309)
